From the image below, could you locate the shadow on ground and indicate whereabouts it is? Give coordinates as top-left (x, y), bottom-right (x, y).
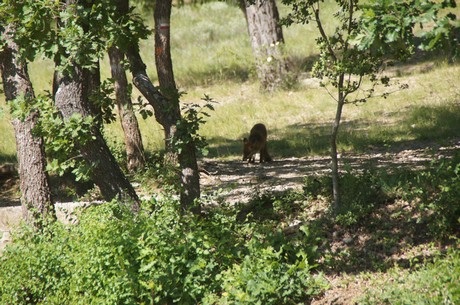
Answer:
top-left (205, 101), bottom-right (460, 160)
top-left (200, 139), bottom-right (460, 279)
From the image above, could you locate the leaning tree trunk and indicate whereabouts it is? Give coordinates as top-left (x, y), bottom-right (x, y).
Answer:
top-left (53, 0), bottom-right (140, 211)
top-left (241, 0), bottom-right (288, 92)
top-left (126, 49), bottom-right (203, 212)
top-left (154, 0), bottom-right (201, 213)
top-left (108, 46), bottom-right (146, 172)
top-left (120, 0), bottom-right (200, 213)
top-left (0, 24), bottom-right (55, 227)
top-left (54, 65), bottom-right (140, 211)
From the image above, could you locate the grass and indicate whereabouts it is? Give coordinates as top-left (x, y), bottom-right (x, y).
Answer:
top-left (0, 109), bottom-right (16, 163)
top-left (1, 2), bottom-right (459, 162)
top-left (198, 61), bottom-right (460, 159)
top-left (359, 247), bottom-right (460, 304)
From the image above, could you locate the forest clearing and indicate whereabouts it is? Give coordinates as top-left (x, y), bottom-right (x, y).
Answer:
top-left (1, 1), bottom-right (460, 304)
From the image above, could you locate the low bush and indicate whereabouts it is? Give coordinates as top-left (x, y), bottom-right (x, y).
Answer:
top-left (335, 169), bottom-right (388, 227)
top-left (0, 195), bottom-right (326, 305)
top-left (0, 204), bottom-right (146, 305)
top-left (303, 169), bottom-right (388, 228)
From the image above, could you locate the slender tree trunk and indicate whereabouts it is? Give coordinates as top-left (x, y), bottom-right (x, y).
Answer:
top-left (331, 75), bottom-right (346, 210)
top-left (331, 105), bottom-right (343, 211)
top-left (154, 0), bottom-right (201, 213)
top-left (241, 0), bottom-right (288, 92)
top-left (154, 0), bottom-right (181, 166)
top-left (0, 25), bottom-right (55, 227)
top-left (108, 46), bottom-right (146, 172)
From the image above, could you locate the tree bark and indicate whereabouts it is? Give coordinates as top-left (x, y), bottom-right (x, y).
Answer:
top-left (108, 46), bottom-right (146, 172)
top-left (241, 0), bottom-right (288, 92)
top-left (331, 99), bottom-right (344, 211)
top-left (120, 0), bottom-right (200, 213)
top-left (154, 0), bottom-right (201, 213)
top-left (126, 48), bottom-right (203, 212)
top-left (154, 0), bottom-right (180, 166)
top-left (0, 24), bottom-right (55, 227)
top-left (54, 66), bottom-right (140, 211)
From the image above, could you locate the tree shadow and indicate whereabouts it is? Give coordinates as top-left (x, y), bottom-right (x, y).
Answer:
top-left (177, 64), bottom-right (252, 87)
top-left (206, 102), bottom-right (460, 160)
top-left (0, 154), bottom-right (16, 164)
top-left (223, 161), bottom-right (459, 276)
top-left (308, 174), bottom-right (459, 276)
top-left (202, 100), bottom-right (460, 276)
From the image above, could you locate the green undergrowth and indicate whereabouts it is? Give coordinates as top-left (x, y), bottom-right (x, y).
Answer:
top-left (0, 196), bottom-right (326, 305)
top-left (1, 154), bottom-right (460, 304)
top-left (360, 247), bottom-right (460, 304)
top-left (249, 157), bottom-right (460, 303)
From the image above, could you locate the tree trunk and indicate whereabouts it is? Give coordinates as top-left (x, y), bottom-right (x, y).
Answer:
top-left (54, 1), bottom-right (140, 211)
top-left (0, 24), bottom-right (55, 227)
top-left (331, 105), bottom-right (343, 211)
top-left (154, 0), bottom-right (201, 213)
top-left (154, 0), bottom-right (180, 166)
top-left (108, 46), bottom-right (146, 172)
top-left (331, 76), bottom-right (346, 211)
top-left (241, 0), bottom-right (288, 92)
top-left (54, 65), bottom-right (140, 211)
top-left (126, 49), bottom-right (203, 212)
top-left (121, 0), bottom-right (200, 213)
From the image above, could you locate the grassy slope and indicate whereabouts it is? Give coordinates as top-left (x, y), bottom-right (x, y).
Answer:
top-left (1, 2), bottom-right (459, 161)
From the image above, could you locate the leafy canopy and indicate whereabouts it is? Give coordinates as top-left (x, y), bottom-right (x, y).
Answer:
top-left (0, 0), bottom-right (150, 73)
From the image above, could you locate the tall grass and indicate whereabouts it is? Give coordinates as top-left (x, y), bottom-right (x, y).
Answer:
top-left (0, 1), bottom-right (459, 161)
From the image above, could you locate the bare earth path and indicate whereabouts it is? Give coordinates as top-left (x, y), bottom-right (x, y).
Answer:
top-left (200, 140), bottom-right (459, 204)
top-left (1, 141), bottom-right (458, 237)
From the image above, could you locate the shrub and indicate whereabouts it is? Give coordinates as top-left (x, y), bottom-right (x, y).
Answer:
top-left (0, 195), bottom-right (325, 305)
top-left (0, 203), bottom-right (147, 305)
top-left (0, 224), bottom-right (73, 305)
top-left (138, 196), bottom-right (244, 304)
top-left (204, 228), bottom-right (326, 305)
top-left (335, 169), bottom-right (388, 227)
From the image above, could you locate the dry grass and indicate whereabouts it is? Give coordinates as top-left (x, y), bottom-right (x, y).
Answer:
top-left (0, 2), bottom-right (459, 162)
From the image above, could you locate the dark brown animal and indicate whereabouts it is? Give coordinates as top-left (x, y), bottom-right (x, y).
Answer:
top-left (243, 123), bottom-right (272, 163)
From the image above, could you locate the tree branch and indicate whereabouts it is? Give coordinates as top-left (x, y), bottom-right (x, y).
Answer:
top-left (313, 6), bottom-right (337, 62)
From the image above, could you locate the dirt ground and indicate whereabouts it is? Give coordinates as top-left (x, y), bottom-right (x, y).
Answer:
top-left (200, 140), bottom-right (459, 203)
top-left (2, 140), bottom-right (457, 208)
top-left (1, 139), bottom-right (459, 303)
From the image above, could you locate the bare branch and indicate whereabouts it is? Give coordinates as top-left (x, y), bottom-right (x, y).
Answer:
top-left (313, 6), bottom-right (337, 62)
